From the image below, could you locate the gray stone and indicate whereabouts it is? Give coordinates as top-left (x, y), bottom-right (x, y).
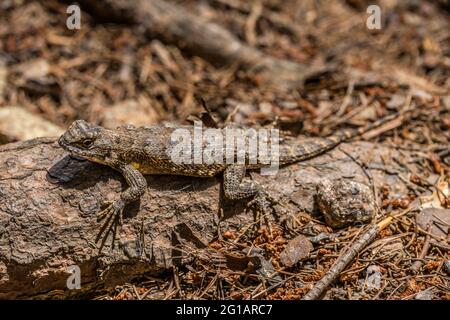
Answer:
top-left (316, 179), bottom-right (376, 228)
top-left (415, 289), bottom-right (435, 300)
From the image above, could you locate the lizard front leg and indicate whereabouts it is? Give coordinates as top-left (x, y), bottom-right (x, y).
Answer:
top-left (97, 163), bottom-right (147, 225)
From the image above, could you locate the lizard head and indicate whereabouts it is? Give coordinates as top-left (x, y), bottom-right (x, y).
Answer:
top-left (58, 120), bottom-right (112, 164)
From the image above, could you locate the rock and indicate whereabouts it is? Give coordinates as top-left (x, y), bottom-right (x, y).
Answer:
top-left (0, 106), bottom-right (64, 143)
top-left (365, 265), bottom-right (382, 290)
top-left (415, 208), bottom-right (450, 238)
top-left (444, 260), bottom-right (450, 275)
top-left (414, 289), bottom-right (435, 300)
top-left (353, 105), bottom-right (377, 122)
top-left (243, 248), bottom-right (281, 286)
top-left (280, 234), bottom-right (313, 267)
top-left (16, 58), bottom-right (50, 82)
top-left (410, 88), bottom-right (433, 101)
top-left (387, 94), bottom-right (406, 109)
top-left (100, 99), bottom-right (160, 129)
top-left (316, 179), bottom-right (376, 228)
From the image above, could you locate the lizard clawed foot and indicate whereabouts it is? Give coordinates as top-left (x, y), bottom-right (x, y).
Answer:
top-left (97, 199), bottom-right (125, 225)
top-left (95, 199), bottom-right (125, 249)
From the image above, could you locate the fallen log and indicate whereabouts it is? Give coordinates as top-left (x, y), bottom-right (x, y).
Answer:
top-left (75, 0), bottom-right (319, 88)
top-left (0, 137), bottom-right (411, 298)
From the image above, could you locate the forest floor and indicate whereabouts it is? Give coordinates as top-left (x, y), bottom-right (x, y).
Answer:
top-left (0, 0), bottom-right (449, 299)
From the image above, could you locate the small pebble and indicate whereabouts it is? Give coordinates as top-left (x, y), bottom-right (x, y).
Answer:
top-left (414, 289), bottom-right (435, 300)
top-left (444, 260), bottom-right (450, 275)
top-left (280, 234), bottom-right (313, 267)
top-left (316, 179), bottom-right (376, 228)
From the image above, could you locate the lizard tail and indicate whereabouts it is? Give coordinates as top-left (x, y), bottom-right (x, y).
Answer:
top-left (279, 110), bottom-right (409, 164)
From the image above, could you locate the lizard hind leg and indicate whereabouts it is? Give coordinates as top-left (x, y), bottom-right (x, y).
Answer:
top-left (223, 164), bottom-right (275, 227)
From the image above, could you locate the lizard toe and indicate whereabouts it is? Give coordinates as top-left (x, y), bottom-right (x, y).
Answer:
top-left (97, 199), bottom-right (125, 223)
top-left (97, 201), bottom-right (113, 222)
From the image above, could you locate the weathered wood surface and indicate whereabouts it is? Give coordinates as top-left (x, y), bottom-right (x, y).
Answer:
top-left (0, 138), bottom-right (411, 298)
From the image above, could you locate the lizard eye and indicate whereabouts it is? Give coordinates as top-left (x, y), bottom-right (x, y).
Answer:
top-left (82, 139), bottom-right (94, 148)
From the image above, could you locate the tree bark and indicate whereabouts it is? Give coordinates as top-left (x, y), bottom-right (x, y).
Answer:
top-left (0, 138), bottom-right (410, 298)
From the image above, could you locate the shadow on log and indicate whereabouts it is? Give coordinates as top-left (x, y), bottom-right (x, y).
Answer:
top-left (0, 138), bottom-right (411, 298)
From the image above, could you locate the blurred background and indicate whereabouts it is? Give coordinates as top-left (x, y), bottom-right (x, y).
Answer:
top-left (0, 0), bottom-right (448, 142)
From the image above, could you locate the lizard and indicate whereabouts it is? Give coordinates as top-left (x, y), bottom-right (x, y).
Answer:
top-left (58, 112), bottom-right (404, 239)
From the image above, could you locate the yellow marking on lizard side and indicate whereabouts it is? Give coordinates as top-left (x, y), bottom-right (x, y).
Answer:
top-left (131, 162), bottom-right (141, 170)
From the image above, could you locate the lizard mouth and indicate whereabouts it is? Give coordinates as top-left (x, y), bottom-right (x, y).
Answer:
top-left (58, 138), bottom-right (105, 163)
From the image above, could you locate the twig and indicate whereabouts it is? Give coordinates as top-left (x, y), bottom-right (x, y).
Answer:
top-left (250, 273), bottom-right (295, 299)
top-left (198, 273), bottom-right (219, 299)
top-left (411, 224), bottom-right (432, 273)
top-left (132, 285), bottom-right (142, 300)
top-left (245, 1), bottom-right (262, 46)
top-left (301, 217), bottom-right (392, 300)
